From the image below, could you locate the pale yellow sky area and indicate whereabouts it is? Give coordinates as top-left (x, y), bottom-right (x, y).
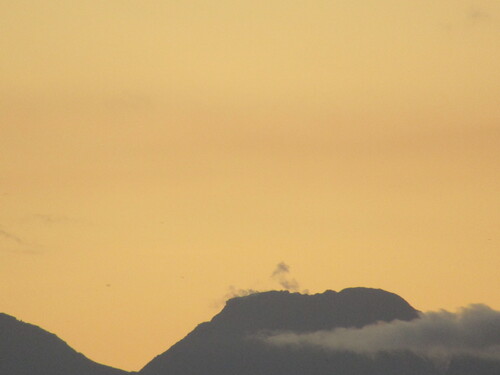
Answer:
top-left (1, 1), bottom-right (499, 371)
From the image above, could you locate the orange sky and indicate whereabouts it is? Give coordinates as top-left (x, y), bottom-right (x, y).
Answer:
top-left (1, 1), bottom-right (499, 371)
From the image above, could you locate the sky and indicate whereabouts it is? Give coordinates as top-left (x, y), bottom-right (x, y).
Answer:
top-left (1, 0), bottom-right (499, 371)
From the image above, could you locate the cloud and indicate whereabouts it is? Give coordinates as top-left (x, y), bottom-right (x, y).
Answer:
top-left (263, 304), bottom-right (500, 361)
top-left (271, 262), bottom-right (300, 292)
top-left (215, 262), bottom-right (307, 309)
top-left (271, 262), bottom-right (290, 277)
top-left (32, 214), bottom-right (75, 224)
top-left (225, 286), bottom-right (260, 299)
top-left (211, 286), bottom-right (260, 308)
top-left (467, 6), bottom-right (492, 22)
top-left (216, 262), bottom-right (305, 308)
top-left (0, 225), bottom-right (40, 254)
top-left (0, 227), bottom-right (24, 245)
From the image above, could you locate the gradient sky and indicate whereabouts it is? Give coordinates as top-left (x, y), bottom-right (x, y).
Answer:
top-left (1, 1), bottom-right (499, 371)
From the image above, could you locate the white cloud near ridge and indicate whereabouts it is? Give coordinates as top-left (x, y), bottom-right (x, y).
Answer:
top-left (264, 304), bottom-right (500, 360)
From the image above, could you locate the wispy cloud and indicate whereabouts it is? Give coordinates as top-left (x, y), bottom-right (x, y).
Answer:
top-left (1, 247), bottom-right (40, 255)
top-left (18, 213), bottom-right (90, 227)
top-left (440, 3), bottom-right (497, 32)
top-left (271, 262), bottom-right (300, 292)
top-left (467, 6), bottom-right (492, 22)
top-left (215, 262), bottom-right (306, 308)
top-left (0, 225), bottom-right (40, 254)
top-left (0, 227), bottom-right (25, 245)
top-left (225, 286), bottom-right (260, 299)
top-left (264, 304), bottom-right (500, 361)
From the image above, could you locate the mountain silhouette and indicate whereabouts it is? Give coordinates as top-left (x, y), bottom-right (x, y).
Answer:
top-left (2, 288), bottom-right (499, 375)
top-left (140, 288), bottom-right (500, 375)
top-left (0, 313), bottom-right (128, 375)
top-left (140, 287), bottom-right (429, 375)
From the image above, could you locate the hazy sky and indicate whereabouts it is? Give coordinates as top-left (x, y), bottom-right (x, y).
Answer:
top-left (1, 1), bottom-right (499, 371)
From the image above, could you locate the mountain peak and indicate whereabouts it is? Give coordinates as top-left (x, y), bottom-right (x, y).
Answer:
top-left (210, 287), bottom-right (418, 333)
top-left (140, 287), bottom-right (421, 375)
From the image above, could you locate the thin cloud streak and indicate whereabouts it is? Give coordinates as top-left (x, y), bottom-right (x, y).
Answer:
top-left (0, 227), bottom-right (25, 245)
top-left (0, 225), bottom-right (40, 254)
top-left (264, 304), bottom-right (500, 360)
top-left (32, 214), bottom-right (75, 224)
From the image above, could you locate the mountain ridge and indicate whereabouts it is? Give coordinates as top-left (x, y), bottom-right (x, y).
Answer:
top-left (2, 287), bottom-right (500, 375)
top-left (140, 287), bottom-right (424, 374)
top-left (0, 312), bottom-right (129, 375)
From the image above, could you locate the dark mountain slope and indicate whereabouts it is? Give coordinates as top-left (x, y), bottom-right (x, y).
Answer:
top-left (210, 287), bottom-right (419, 332)
top-left (140, 287), bottom-right (441, 375)
top-left (447, 356), bottom-right (500, 375)
top-left (0, 313), bottom-right (128, 375)
top-left (3, 287), bottom-right (499, 375)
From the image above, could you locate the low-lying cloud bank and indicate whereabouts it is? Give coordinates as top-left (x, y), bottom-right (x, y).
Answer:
top-left (264, 304), bottom-right (500, 360)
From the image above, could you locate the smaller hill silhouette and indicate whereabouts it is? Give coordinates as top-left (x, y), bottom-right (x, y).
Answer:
top-left (0, 313), bottom-right (128, 375)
